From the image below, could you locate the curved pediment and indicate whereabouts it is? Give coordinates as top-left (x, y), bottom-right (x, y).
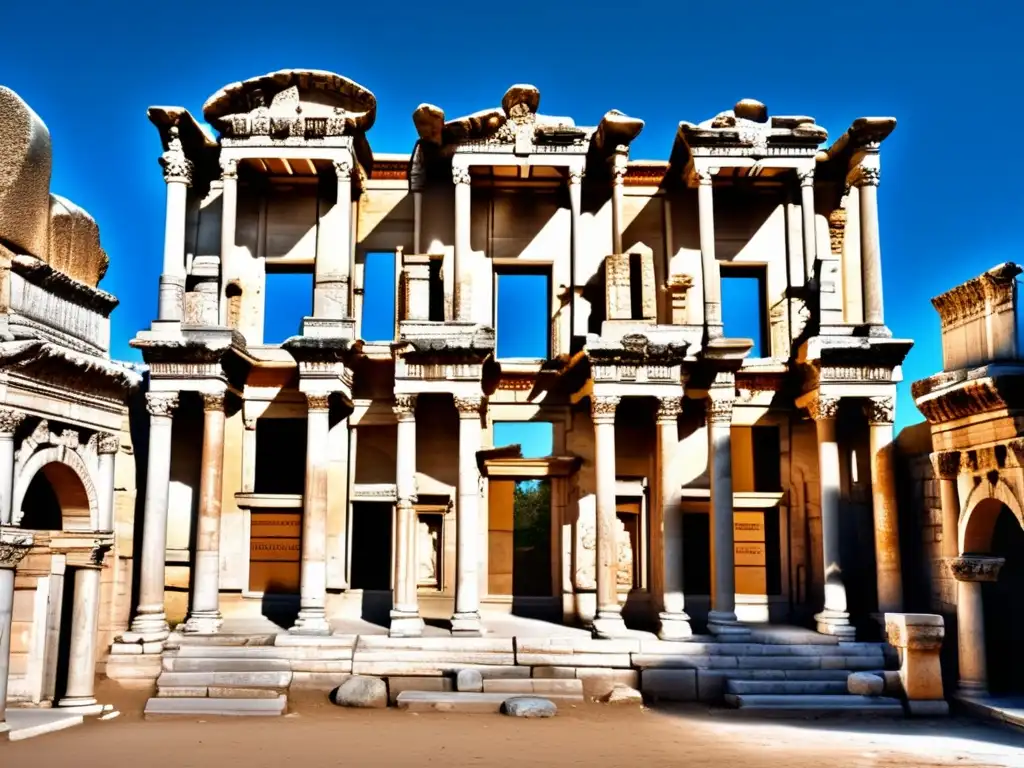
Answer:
top-left (203, 69), bottom-right (377, 138)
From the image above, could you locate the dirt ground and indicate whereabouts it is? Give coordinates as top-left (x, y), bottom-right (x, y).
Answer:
top-left (5, 681), bottom-right (1024, 768)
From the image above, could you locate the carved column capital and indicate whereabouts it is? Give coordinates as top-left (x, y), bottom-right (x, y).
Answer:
top-left (97, 433), bottom-right (120, 455)
top-left (568, 166), bottom-right (586, 185)
top-left (393, 394), bottom-right (417, 421)
top-left (160, 129), bottom-right (193, 185)
top-left (864, 395), bottom-right (895, 426)
top-left (807, 394), bottom-right (840, 422)
top-left (0, 408), bottom-right (25, 435)
top-left (655, 397), bottom-right (683, 423)
top-left (590, 395), bottom-right (621, 424)
top-left (695, 168), bottom-right (716, 186)
top-left (454, 395), bottom-right (483, 418)
top-left (333, 157), bottom-right (353, 181)
top-left (452, 164), bottom-right (471, 186)
top-left (242, 413), bottom-right (258, 431)
top-left (930, 451), bottom-right (961, 480)
top-left (305, 393), bottom-right (331, 413)
top-left (202, 392), bottom-right (227, 412)
top-left (948, 555), bottom-right (1004, 583)
top-left (0, 531), bottom-right (33, 568)
top-left (797, 167), bottom-right (815, 187)
top-left (145, 392), bottom-right (179, 419)
top-left (219, 156), bottom-right (238, 180)
top-left (706, 394), bottom-right (734, 425)
top-left (852, 166), bottom-right (880, 187)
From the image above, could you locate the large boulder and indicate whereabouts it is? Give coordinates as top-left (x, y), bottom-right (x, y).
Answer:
top-left (0, 87), bottom-right (52, 260)
top-left (601, 684), bottom-right (643, 706)
top-left (330, 675), bottom-right (388, 708)
top-left (502, 697), bottom-right (556, 718)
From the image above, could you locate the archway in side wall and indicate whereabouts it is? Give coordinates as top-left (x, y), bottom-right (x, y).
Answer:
top-left (14, 447), bottom-right (98, 531)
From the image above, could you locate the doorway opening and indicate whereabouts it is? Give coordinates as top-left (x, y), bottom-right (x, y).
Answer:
top-left (983, 504), bottom-right (1024, 694)
top-left (488, 478), bottom-right (553, 616)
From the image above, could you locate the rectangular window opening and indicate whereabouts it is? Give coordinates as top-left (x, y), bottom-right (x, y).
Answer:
top-left (361, 251), bottom-right (397, 342)
top-left (495, 269), bottom-right (550, 360)
top-left (493, 422), bottom-right (554, 458)
top-left (429, 256), bottom-right (445, 322)
top-left (751, 425), bottom-right (782, 492)
top-left (721, 265), bottom-right (768, 358)
top-left (254, 418), bottom-right (307, 494)
top-left (263, 268), bottom-right (312, 345)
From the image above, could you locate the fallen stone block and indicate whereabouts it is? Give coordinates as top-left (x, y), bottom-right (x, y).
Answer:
top-left (502, 697), bottom-right (557, 718)
top-left (601, 684), bottom-right (643, 706)
top-left (847, 672), bottom-right (885, 697)
top-left (330, 676), bottom-right (388, 708)
top-left (457, 668), bottom-right (483, 692)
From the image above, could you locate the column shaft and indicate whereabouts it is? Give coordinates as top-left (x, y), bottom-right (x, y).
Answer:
top-left (0, 565), bottom-right (15, 731)
top-left (656, 398), bottom-right (691, 640)
top-left (184, 393), bottom-right (226, 634)
top-left (452, 397), bottom-right (483, 635)
top-left (567, 168), bottom-right (583, 345)
top-left (292, 395), bottom-right (331, 634)
top-left (799, 170), bottom-right (817, 281)
top-left (96, 435), bottom-right (118, 532)
top-left (867, 396), bottom-right (902, 614)
top-left (592, 396), bottom-right (626, 638)
top-left (936, 460), bottom-right (961, 559)
top-left (611, 154), bottom-right (626, 255)
top-left (57, 567), bottom-right (102, 707)
top-left (453, 164), bottom-right (472, 321)
top-left (0, 412), bottom-right (21, 525)
top-left (707, 392), bottom-right (744, 634)
top-left (128, 393), bottom-right (178, 640)
top-left (957, 579), bottom-right (987, 693)
top-left (157, 128), bottom-right (191, 323)
top-left (857, 170), bottom-right (884, 326)
top-left (218, 159), bottom-right (238, 327)
top-left (391, 395), bottom-right (423, 637)
top-left (313, 159), bottom-right (353, 318)
top-left (697, 171), bottom-right (722, 335)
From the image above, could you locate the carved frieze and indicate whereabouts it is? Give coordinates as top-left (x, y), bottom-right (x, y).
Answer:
top-left (590, 395), bottom-right (620, 423)
top-left (864, 395), bottom-right (895, 426)
top-left (0, 408), bottom-right (25, 435)
top-left (145, 392), bottom-right (179, 418)
top-left (807, 394), bottom-right (840, 422)
top-left (828, 207), bottom-right (846, 256)
top-left (819, 365), bottom-right (893, 383)
top-left (948, 555), bottom-right (1004, 583)
top-left (930, 262), bottom-right (1021, 331)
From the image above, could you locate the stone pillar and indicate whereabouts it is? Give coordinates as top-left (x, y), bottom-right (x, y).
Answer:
top-left (452, 162), bottom-right (472, 321)
top-left (391, 395), bottom-right (424, 637)
top-left (696, 169), bottom-right (723, 338)
top-left (57, 554), bottom-right (107, 709)
top-left (567, 167), bottom-right (584, 344)
top-left (931, 452), bottom-right (961, 560)
top-left (0, 409), bottom-right (24, 526)
top-left (96, 434), bottom-right (118, 532)
top-left (313, 158), bottom-right (353, 318)
top-left (707, 386), bottom-right (745, 635)
top-left (949, 555), bottom-right (1004, 694)
top-left (610, 150), bottom-right (627, 255)
top-left (157, 126), bottom-right (192, 323)
top-left (865, 395), bottom-right (903, 614)
top-left (183, 392), bottom-right (227, 634)
top-left (884, 612), bottom-right (949, 715)
top-left (854, 167), bottom-right (884, 327)
top-left (591, 395), bottom-right (627, 638)
top-left (452, 395), bottom-right (483, 635)
top-left (656, 397), bottom-right (691, 640)
top-left (810, 394), bottom-right (855, 638)
top-left (218, 156), bottom-right (238, 327)
top-left (127, 392), bottom-right (178, 640)
top-left (292, 393), bottom-right (331, 635)
top-left (0, 529), bottom-right (32, 734)
top-left (798, 168), bottom-right (817, 281)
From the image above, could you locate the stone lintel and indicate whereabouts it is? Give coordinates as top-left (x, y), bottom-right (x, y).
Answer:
top-left (802, 335), bottom-right (913, 371)
top-left (48, 531), bottom-right (114, 568)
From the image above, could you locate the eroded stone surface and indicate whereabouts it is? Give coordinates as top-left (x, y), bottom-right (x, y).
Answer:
top-left (502, 697), bottom-right (557, 718)
top-left (601, 684), bottom-right (643, 706)
top-left (847, 672), bottom-right (885, 697)
top-left (457, 668), bottom-right (483, 692)
top-left (330, 676), bottom-right (388, 708)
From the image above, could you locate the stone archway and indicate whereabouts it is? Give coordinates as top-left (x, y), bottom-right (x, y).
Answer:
top-left (12, 446), bottom-right (99, 531)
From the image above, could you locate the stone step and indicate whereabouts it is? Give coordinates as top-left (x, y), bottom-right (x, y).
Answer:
top-left (175, 645), bottom-right (353, 660)
top-left (726, 679), bottom-right (849, 695)
top-left (164, 658), bottom-right (293, 673)
top-left (724, 693), bottom-right (904, 716)
top-left (636, 640), bottom-right (886, 658)
top-left (144, 695), bottom-right (287, 717)
top-left (156, 670), bottom-right (292, 689)
top-left (395, 691), bottom-right (521, 714)
top-left (482, 678), bottom-right (585, 700)
top-left (157, 685), bottom-right (283, 699)
top-left (725, 670), bottom-right (856, 682)
top-left (167, 633), bottom-right (278, 648)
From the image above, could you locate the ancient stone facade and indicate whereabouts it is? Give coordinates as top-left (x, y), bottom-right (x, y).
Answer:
top-left (0, 87), bottom-right (138, 733)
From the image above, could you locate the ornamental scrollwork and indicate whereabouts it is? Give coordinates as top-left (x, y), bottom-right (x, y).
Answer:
top-left (590, 395), bottom-right (620, 422)
top-left (219, 156), bottom-right (239, 180)
top-left (864, 395), bottom-right (895, 425)
top-left (806, 394), bottom-right (840, 422)
top-left (0, 408), bottom-right (25, 434)
top-left (655, 397), bottom-right (683, 423)
top-left (853, 166), bottom-right (880, 187)
top-left (145, 392), bottom-right (179, 418)
top-left (160, 127), bottom-right (194, 185)
top-left (202, 392), bottom-right (227, 412)
top-left (97, 433), bottom-right (120, 455)
top-left (948, 555), bottom-right (1004, 583)
top-left (0, 534), bottom-right (33, 567)
top-left (610, 164), bottom-right (626, 184)
top-left (333, 157), bottom-right (353, 181)
top-left (454, 395), bottom-right (483, 416)
top-left (393, 394), bottom-right (417, 420)
top-left (452, 165), bottom-right (471, 186)
top-left (305, 393), bottom-right (331, 412)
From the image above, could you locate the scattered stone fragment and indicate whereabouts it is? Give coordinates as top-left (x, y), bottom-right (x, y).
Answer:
top-left (456, 668), bottom-right (483, 692)
top-left (847, 672), bottom-right (885, 697)
top-left (330, 675), bottom-right (388, 708)
top-left (601, 684), bottom-right (643, 706)
top-left (502, 697), bottom-right (557, 718)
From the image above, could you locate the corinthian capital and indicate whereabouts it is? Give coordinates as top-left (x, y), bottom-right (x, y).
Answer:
top-left (97, 433), bottom-right (120, 455)
top-left (305, 393), bottom-right (331, 412)
top-left (452, 164), bottom-right (471, 186)
top-left (393, 394), bottom-right (417, 421)
top-left (797, 168), bottom-right (815, 187)
top-left (202, 392), bottom-right (227, 412)
top-left (864, 395), bottom-right (895, 426)
top-left (333, 157), bottom-right (353, 180)
top-left (0, 531), bottom-right (33, 567)
top-left (705, 395), bottom-right (734, 425)
top-left (145, 392), bottom-right (179, 418)
top-left (948, 555), bottom-right (1004, 583)
top-left (694, 168), bottom-right (716, 186)
top-left (568, 166), bottom-right (585, 185)
top-left (852, 166), bottom-right (880, 187)
top-left (219, 156), bottom-right (238, 180)
top-left (454, 395), bottom-right (483, 417)
top-left (160, 140), bottom-right (193, 186)
top-left (0, 408), bottom-right (25, 435)
top-left (655, 397), bottom-right (683, 423)
top-left (590, 395), bottom-right (620, 423)
top-left (807, 394), bottom-right (840, 422)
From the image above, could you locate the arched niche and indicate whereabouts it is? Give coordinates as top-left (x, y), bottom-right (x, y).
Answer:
top-left (959, 478), bottom-right (1024, 554)
top-left (13, 445), bottom-right (99, 531)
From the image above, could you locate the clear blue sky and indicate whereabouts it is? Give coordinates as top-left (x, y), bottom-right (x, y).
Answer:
top-left (3, 0), bottom-right (1020, 432)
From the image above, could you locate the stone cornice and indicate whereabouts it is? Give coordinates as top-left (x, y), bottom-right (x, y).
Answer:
top-left (11, 255), bottom-right (119, 316)
top-left (0, 340), bottom-right (141, 398)
top-left (586, 333), bottom-right (690, 368)
top-left (931, 262), bottom-right (1021, 331)
top-left (913, 368), bottom-right (1024, 424)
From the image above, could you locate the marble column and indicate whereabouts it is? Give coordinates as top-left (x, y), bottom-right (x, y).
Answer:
top-left (313, 158), bottom-right (353, 318)
top-left (452, 395), bottom-right (483, 635)
top-left (810, 394), bottom-right (855, 638)
top-left (183, 392), bottom-right (227, 634)
top-left (707, 387), bottom-right (745, 635)
top-left (292, 393), bottom-right (331, 635)
top-left (949, 555), bottom-right (1005, 694)
top-left (656, 396), bottom-right (691, 640)
top-left (865, 395), bottom-right (903, 614)
top-left (96, 434), bottom-right (119, 532)
top-left (696, 169), bottom-right (723, 338)
top-left (0, 529), bottom-right (33, 734)
top-left (0, 409), bottom-right (25, 525)
top-left (610, 150), bottom-right (627, 255)
top-left (453, 162), bottom-right (472, 321)
top-left (391, 395), bottom-right (424, 637)
top-left (855, 166), bottom-right (884, 327)
top-left (567, 167), bottom-right (584, 343)
top-left (218, 156), bottom-right (238, 327)
top-left (592, 395), bottom-right (626, 638)
top-left (798, 168), bottom-right (817, 281)
top-left (931, 451), bottom-right (962, 559)
top-left (57, 553), bottom-right (107, 708)
top-left (128, 392), bottom-right (178, 640)
top-left (157, 126), bottom-right (192, 323)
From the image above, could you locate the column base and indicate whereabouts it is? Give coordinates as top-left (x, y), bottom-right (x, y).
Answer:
top-left (181, 611), bottom-right (223, 635)
top-left (389, 611), bottom-right (425, 638)
top-left (707, 610), bottom-right (751, 638)
top-left (125, 612), bottom-right (170, 642)
top-left (957, 680), bottom-right (988, 697)
top-left (657, 612), bottom-right (693, 641)
top-left (56, 697), bottom-right (102, 714)
top-left (815, 609), bottom-right (857, 640)
top-left (592, 611), bottom-right (628, 639)
top-left (451, 612), bottom-right (482, 636)
top-left (290, 609), bottom-right (331, 636)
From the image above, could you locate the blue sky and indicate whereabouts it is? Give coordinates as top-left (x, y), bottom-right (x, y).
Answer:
top-left (3, 0), bottom-right (1020, 432)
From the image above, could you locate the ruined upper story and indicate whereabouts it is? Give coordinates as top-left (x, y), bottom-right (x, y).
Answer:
top-left (0, 86), bottom-right (117, 358)
top-left (142, 69), bottom-right (900, 373)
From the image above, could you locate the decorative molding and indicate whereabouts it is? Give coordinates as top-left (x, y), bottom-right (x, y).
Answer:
top-left (0, 532), bottom-right (33, 567)
top-left (828, 207), bottom-right (846, 256)
top-left (333, 157), bottom-right (353, 180)
top-left (160, 127), bottom-right (193, 185)
top-left (0, 408), bottom-right (25, 435)
top-left (864, 395), bottom-right (895, 425)
top-left (568, 167), bottom-right (585, 185)
top-left (452, 165), bottom-right (471, 186)
top-left (852, 166), bottom-right (880, 187)
top-left (453, 395), bottom-right (483, 416)
top-left (655, 397), bottom-right (683, 422)
top-left (807, 394), bottom-right (840, 421)
top-left (797, 168), bottom-right (815, 187)
top-left (202, 392), bottom-right (227, 412)
top-left (393, 394), bottom-right (417, 420)
top-left (706, 395), bottom-right (734, 425)
top-left (930, 262), bottom-right (1021, 331)
top-left (930, 451), bottom-right (961, 480)
top-left (948, 555), bottom-right (1004, 583)
top-left (590, 395), bottom-right (620, 422)
top-left (305, 393), bottom-right (331, 412)
top-left (97, 433), bottom-right (120, 455)
top-left (219, 156), bottom-right (239, 180)
top-left (145, 392), bottom-right (179, 418)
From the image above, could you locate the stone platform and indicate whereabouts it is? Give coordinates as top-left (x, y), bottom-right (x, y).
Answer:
top-left (2, 709), bottom-right (86, 741)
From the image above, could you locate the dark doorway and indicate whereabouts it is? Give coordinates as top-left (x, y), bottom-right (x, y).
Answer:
top-left (350, 502), bottom-right (393, 592)
top-left (983, 506), bottom-right (1024, 694)
top-left (513, 480), bottom-right (552, 597)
